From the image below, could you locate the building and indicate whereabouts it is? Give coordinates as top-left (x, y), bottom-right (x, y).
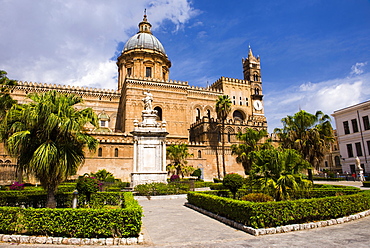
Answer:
top-left (0, 15), bottom-right (267, 184)
top-left (332, 100), bottom-right (370, 174)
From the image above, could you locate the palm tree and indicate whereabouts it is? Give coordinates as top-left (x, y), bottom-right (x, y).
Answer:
top-left (249, 148), bottom-right (311, 201)
top-left (0, 70), bottom-right (17, 121)
top-left (0, 90), bottom-right (98, 208)
top-left (166, 144), bottom-right (193, 178)
top-left (274, 110), bottom-right (334, 181)
top-left (215, 95), bottom-right (232, 177)
top-left (231, 128), bottom-right (269, 175)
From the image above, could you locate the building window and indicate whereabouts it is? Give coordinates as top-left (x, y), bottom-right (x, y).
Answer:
top-left (100, 120), bottom-right (106, 127)
top-left (154, 106), bottom-right (162, 121)
top-left (363, 116), bottom-right (370, 130)
top-left (127, 68), bottom-right (132, 77)
top-left (254, 88), bottom-right (260, 95)
top-left (245, 97), bottom-right (248, 106)
top-left (227, 132), bottom-right (231, 143)
top-left (350, 164), bottom-right (356, 174)
top-left (196, 108), bottom-right (201, 121)
top-left (233, 110), bottom-right (244, 121)
top-left (114, 148), bottom-right (118, 157)
top-left (145, 67), bottom-right (152, 77)
top-left (207, 109), bottom-right (211, 120)
top-left (334, 156), bottom-right (341, 167)
top-left (343, 121), bottom-right (350, 134)
top-left (198, 150), bottom-right (202, 159)
top-left (325, 161), bottom-right (328, 167)
top-left (367, 140), bottom-right (370, 155)
top-left (355, 142), bottom-right (363, 156)
top-left (98, 148), bottom-right (102, 157)
top-left (351, 119), bottom-right (359, 133)
top-left (347, 144), bottom-right (354, 158)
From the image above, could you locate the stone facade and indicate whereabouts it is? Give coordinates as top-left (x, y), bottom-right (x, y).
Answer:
top-left (0, 15), bottom-right (267, 183)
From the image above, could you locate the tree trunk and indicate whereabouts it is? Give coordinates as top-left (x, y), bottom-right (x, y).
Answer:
top-left (215, 146), bottom-right (221, 179)
top-left (46, 188), bottom-right (57, 208)
top-left (308, 169), bottom-right (313, 182)
top-left (221, 121), bottom-right (226, 177)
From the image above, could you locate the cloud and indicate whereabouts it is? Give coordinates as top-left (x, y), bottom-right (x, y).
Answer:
top-left (0, 0), bottom-right (196, 88)
top-left (351, 62), bottom-right (368, 75)
top-left (265, 66), bottom-right (370, 132)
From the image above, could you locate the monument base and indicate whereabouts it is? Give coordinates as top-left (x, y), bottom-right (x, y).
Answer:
top-left (131, 172), bottom-right (168, 188)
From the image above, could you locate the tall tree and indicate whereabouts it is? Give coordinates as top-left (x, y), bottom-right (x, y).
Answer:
top-left (0, 70), bottom-right (17, 121)
top-left (215, 95), bottom-right (232, 177)
top-left (231, 128), bottom-right (269, 175)
top-left (166, 144), bottom-right (193, 178)
top-left (274, 110), bottom-right (334, 181)
top-left (0, 90), bottom-right (98, 208)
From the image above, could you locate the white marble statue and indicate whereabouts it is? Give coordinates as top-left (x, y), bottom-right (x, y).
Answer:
top-left (143, 91), bottom-right (153, 111)
top-left (355, 156), bottom-right (365, 182)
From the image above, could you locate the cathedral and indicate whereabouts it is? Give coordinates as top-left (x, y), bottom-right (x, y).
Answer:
top-left (0, 15), bottom-right (267, 183)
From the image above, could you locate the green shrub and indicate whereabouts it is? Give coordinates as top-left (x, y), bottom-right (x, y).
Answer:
top-left (191, 168), bottom-right (202, 178)
top-left (76, 176), bottom-right (101, 202)
top-left (187, 191), bottom-right (370, 228)
top-left (0, 192), bottom-right (142, 238)
top-left (363, 181), bottom-right (370, 187)
top-left (134, 182), bottom-right (189, 196)
top-left (210, 183), bottom-right (227, 190)
top-left (241, 193), bottom-right (274, 202)
top-left (223, 173), bottom-right (244, 198)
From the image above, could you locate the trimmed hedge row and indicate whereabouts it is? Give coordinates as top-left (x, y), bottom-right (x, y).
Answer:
top-left (363, 181), bottom-right (370, 187)
top-left (0, 192), bottom-right (142, 238)
top-left (187, 191), bottom-right (370, 228)
top-left (0, 191), bottom-right (125, 208)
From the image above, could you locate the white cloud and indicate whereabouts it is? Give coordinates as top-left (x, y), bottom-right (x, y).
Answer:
top-left (0, 0), bottom-right (196, 88)
top-left (265, 72), bottom-right (370, 133)
top-left (351, 62), bottom-right (368, 75)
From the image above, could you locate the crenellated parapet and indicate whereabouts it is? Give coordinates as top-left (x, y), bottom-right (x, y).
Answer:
top-left (210, 76), bottom-right (249, 90)
top-left (14, 81), bottom-right (120, 99)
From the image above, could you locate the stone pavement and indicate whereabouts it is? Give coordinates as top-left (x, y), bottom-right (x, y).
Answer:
top-left (1, 180), bottom-right (369, 248)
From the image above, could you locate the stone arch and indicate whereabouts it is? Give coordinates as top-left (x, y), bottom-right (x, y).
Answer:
top-left (233, 110), bottom-right (245, 121)
top-left (154, 106), bottom-right (163, 121)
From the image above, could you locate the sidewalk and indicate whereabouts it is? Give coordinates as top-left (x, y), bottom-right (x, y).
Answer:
top-left (313, 180), bottom-right (366, 189)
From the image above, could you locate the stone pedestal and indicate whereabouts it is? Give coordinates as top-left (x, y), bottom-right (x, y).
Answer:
top-left (130, 110), bottom-right (168, 187)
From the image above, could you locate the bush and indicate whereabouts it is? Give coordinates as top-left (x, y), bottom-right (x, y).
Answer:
top-left (191, 168), bottom-right (202, 178)
top-left (223, 173), bottom-right (244, 198)
top-left (363, 181), bottom-right (370, 187)
top-left (170, 174), bottom-right (180, 182)
top-left (76, 176), bottom-right (101, 202)
top-left (241, 193), bottom-right (274, 202)
top-left (0, 192), bottom-right (142, 238)
top-left (209, 183), bottom-right (227, 190)
top-left (134, 182), bottom-right (189, 196)
top-left (187, 191), bottom-right (370, 228)
top-left (9, 182), bottom-right (25, 190)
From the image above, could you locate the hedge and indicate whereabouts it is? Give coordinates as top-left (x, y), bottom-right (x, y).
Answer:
top-left (187, 191), bottom-right (370, 228)
top-left (0, 192), bottom-right (142, 238)
top-left (363, 181), bottom-right (370, 187)
top-left (0, 191), bottom-right (125, 208)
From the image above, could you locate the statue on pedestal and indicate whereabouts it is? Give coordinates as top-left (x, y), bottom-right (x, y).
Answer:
top-left (356, 156), bottom-right (365, 182)
top-left (143, 91), bottom-right (153, 111)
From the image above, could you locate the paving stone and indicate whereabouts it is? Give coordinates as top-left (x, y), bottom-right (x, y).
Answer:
top-left (68, 238), bottom-right (81, 245)
top-left (106, 238), bottom-right (114, 245)
top-left (2, 235), bottom-right (10, 242)
top-left (45, 237), bottom-right (53, 244)
top-left (9, 235), bottom-right (21, 242)
top-left (35, 236), bottom-right (46, 244)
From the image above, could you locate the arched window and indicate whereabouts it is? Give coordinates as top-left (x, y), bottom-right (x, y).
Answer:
top-left (218, 131), bottom-right (221, 142)
top-left (253, 73), bottom-right (259, 81)
top-left (198, 150), bottom-right (202, 158)
top-left (196, 108), bottom-right (201, 121)
top-left (5, 160), bottom-right (11, 163)
top-left (114, 148), bottom-right (119, 157)
top-left (127, 68), bottom-right (132, 77)
top-left (254, 88), bottom-right (260, 95)
top-left (207, 109), bottom-right (211, 120)
top-left (154, 106), bottom-right (162, 121)
top-left (98, 148), bottom-right (102, 157)
top-left (233, 110), bottom-right (244, 121)
top-left (227, 132), bottom-right (231, 143)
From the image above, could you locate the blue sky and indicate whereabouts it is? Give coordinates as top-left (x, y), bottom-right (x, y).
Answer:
top-left (1, 0), bottom-right (369, 131)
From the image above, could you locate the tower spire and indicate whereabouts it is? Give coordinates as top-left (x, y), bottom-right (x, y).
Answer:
top-left (248, 44), bottom-right (254, 58)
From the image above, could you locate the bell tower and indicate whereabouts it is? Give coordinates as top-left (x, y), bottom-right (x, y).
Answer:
top-left (242, 46), bottom-right (264, 114)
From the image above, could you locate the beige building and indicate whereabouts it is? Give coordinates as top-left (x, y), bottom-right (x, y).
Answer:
top-left (332, 100), bottom-right (370, 174)
top-left (0, 15), bottom-right (267, 183)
